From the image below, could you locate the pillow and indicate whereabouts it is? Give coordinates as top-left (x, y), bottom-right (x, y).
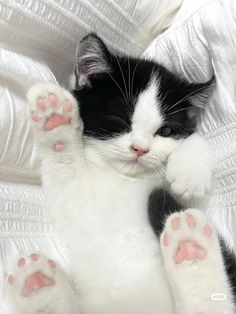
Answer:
top-left (132, 0), bottom-right (183, 40)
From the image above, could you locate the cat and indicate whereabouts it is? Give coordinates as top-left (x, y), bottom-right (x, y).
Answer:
top-left (5, 33), bottom-right (236, 314)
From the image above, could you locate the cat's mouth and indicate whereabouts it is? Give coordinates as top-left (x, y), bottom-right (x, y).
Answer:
top-left (116, 156), bottom-right (155, 176)
top-left (121, 155), bottom-right (146, 166)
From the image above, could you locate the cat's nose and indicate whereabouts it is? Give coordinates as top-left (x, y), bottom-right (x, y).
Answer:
top-left (131, 145), bottom-right (149, 157)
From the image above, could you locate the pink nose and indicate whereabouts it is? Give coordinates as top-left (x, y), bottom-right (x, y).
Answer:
top-left (131, 145), bottom-right (149, 157)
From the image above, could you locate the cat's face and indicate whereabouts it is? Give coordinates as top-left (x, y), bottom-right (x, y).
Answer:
top-left (72, 34), bottom-right (212, 177)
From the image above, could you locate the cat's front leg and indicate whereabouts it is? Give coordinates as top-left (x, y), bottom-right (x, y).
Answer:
top-left (27, 83), bottom-right (84, 186)
top-left (5, 253), bottom-right (80, 314)
top-left (161, 209), bottom-right (235, 314)
top-left (166, 133), bottom-right (213, 201)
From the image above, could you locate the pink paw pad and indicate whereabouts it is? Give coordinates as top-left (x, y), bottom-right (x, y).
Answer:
top-left (163, 233), bottom-right (169, 247)
top-left (49, 94), bottom-right (58, 108)
top-left (186, 214), bottom-right (196, 228)
top-left (171, 217), bottom-right (181, 230)
top-left (17, 258), bottom-right (26, 268)
top-left (203, 224), bottom-right (213, 238)
top-left (54, 143), bottom-right (65, 151)
top-left (64, 100), bottom-right (73, 112)
top-left (30, 254), bottom-right (39, 261)
top-left (22, 272), bottom-right (54, 296)
top-left (8, 275), bottom-right (15, 285)
top-left (175, 240), bottom-right (206, 264)
top-left (44, 114), bottom-right (70, 130)
top-left (31, 114), bottom-right (40, 122)
top-left (37, 98), bottom-right (46, 111)
top-left (48, 259), bottom-right (56, 268)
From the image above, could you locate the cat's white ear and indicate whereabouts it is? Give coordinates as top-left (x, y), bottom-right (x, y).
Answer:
top-left (75, 33), bottom-right (111, 88)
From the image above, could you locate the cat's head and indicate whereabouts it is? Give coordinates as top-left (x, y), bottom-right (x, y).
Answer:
top-left (72, 33), bottom-right (213, 177)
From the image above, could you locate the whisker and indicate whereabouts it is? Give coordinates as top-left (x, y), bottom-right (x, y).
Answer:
top-left (153, 165), bottom-right (166, 215)
top-left (105, 71), bottom-right (128, 104)
top-left (131, 58), bottom-right (142, 100)
top-left (166, 106), bottom-right (192, 116)
top-left (164, 85), bottom-right (208, 114)
top-left (166, 120), bottom-right (194, 133)
top-left (112, 52), bottom-right (129, 103)
top-left (128, 55), bottom-right (131, 101)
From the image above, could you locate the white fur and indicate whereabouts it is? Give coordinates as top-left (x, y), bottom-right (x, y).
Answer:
top-left (7, 83), bottom-right (234, 314)
top-left (166, 132), bottom-right (213, 200)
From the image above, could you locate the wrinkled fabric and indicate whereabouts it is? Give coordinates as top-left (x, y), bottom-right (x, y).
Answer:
top-left (144, 0), bottom-right (236, 251)
top-left (0, 0), bottom-right (182, 83)
top-left (0, 49), bottom-right (56, 184)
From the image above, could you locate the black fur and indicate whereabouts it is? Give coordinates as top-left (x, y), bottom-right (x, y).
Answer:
top-left (220, 238), bottom-right (236, 303)
top-left (148, 188), bottom-right (184, 237)
top-left (73, 33), bottom-right (213, 140)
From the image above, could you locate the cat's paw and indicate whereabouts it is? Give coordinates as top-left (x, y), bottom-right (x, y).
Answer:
top-left (27, 83), bottom-right (82, 150)
top-left (161, 209), bottom-right (218, 267)
top-left (160, 210), bottom-right (233, 313)
top-left (6, 253), bottom-right (57, 297)
top-left (166, 161), bottom-right (211, 200)
top-left (6, 253), bottom-right (80, 314)
top-left (166, 137), bottom-right (212, 200)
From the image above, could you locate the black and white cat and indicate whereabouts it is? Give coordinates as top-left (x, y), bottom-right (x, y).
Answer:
top-left (6, 34), bottom-right (236, 314)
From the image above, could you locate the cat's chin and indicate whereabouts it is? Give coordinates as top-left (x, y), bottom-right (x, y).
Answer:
top-left (106, 159), bottom-right (156, 178)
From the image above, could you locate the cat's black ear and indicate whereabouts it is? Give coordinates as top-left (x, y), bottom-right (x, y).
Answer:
top-left (183, 77), bottom-right (215, 118)
top-left (187, 77), bottom-right (215, 107)
top-left (75, 33), bottom-right (111, 88)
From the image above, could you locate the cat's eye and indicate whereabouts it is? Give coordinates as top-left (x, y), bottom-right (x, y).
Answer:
top-left (156, 126), bottom-right (173, 137)
top-left (102, 114), bottom-right (130, 133)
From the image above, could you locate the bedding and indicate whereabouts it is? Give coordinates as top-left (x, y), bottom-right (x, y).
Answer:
top-left (1, 0), bottom-right (236, 312)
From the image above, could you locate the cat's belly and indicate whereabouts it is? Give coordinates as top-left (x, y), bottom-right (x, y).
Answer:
top-left (69, 218), bottom-right (174, 314)
top-left (77, 252), bottom-right (174, 314)
top-left (50, 175), bottom-right (174, 314)
top-left (78, 266), bottom-right (174, 314)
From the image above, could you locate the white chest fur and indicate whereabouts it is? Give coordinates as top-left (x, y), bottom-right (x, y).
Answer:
top-left (47, 165), bottom-right (174, 314)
